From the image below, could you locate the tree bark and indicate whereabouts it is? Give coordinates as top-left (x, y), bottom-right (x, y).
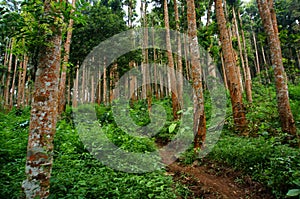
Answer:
top-left (215, 0), bottom-right (247, 133)
top-left (17, 55), bottom-right (28, 108)
top-left (257, 0), bottom-right (297, 135)
top-left (9, 57), bottom-right (18, 109)
top-left (4, 39), bottom-right (14, 110)
top-left (237, 9), bottom-right (253, 104)
top-left (174, 0), bottom-right (183, 112)
top-left (72, 64), bottom-right (79, 107)
top-left (220, 51), bottom-right (228, 90)
top-left (164, 0), bottom-right (179, 120)
top-left (58, 0), bottom-right (76, 114)
top-left (232, 7), bottom-right (246, 89)
top-left (187, 0), bottom-right (207, 150)
top-left (252, 30), bottom-right (261, 75)
top-left (22, 0), bottom-right (63, 197)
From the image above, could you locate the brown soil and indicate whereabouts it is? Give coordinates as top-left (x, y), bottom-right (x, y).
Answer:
top-left (166, 160), bottom-right (275, 199)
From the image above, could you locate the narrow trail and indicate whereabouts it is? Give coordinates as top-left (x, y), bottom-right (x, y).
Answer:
top-left (166, 161), bottom-right (274, 199)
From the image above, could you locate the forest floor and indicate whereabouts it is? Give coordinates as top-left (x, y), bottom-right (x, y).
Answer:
top-left (166, 160), bottom-right (275, 199)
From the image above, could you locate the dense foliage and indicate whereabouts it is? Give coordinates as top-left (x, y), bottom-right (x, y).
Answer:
top-left (1, 80), bottom-right (299, 198)
top-left (0, 108), bottom-right (178, 198)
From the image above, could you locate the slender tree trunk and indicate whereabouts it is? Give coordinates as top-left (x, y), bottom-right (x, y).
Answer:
top-left (220, 51), bottom-right (228, 90)
top-left (4, 39), bottom-right (14, 110)
top-left (257, 0), bottom-right (297, 136)
top-left (152, 24), bottom-right (159, 99)
top-left (238, 9), bottom-right (252, 103)
top-left (22, 0), bottom-right (63, 197)
top-left (96, 69), bottom-right (101, 104)
top-left (252, 31), bottom-right (261, 75)
top-left (261, 45), bottom-right (271, 84)
top-left (187, 0), bottom-right (207, 150)
top-left (72, 65), bottom-right (79, 108)
top-left (58, 0), bottom-right (76, 114)
top-left (17, 55), bottom-right (28, 108)
top-left (1, 39), bottom-right (11, 96)
top-left (184, 35), bottom-right (191, 81)
top-left (174, 0), bottom-right (183, 111)
top-left (9, 57), bottom-right (18, 109)
top-left (235, 8), bottom-right (253, 103)
top-left (142, 2), bottom-right (152, 111)
top-left (25, 75), bottom-right (31, 107)
top-left (164, 0), bottom-right (179, 120)
top-left (232, 7), bottom-right (246, 88)
top-left (215, 0), bottom-right (247, 133)
top-left (17, 59), bottom-right (23, 108)
top-left (67, 73), bottom-right (71, 105)
top-left (103, 58), bottom-right (107, 105)
top-left (81, 64), bottom-right (85, 103)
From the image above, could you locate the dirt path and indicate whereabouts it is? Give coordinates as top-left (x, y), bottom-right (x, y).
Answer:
top-left (166, 161), bottom-right (274, 199)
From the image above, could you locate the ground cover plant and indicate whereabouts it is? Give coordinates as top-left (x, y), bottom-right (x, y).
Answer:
top-left (1, 81), bottom-right (299, 198)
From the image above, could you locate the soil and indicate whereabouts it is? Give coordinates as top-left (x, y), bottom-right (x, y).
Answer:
top-left (166, 160), bottom-right (275, 199)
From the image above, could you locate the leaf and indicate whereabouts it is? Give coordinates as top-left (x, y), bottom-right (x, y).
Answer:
top-left (168, 123), bottom-right (177, 133)
top-left (286, 189), bottom-right (300, 197)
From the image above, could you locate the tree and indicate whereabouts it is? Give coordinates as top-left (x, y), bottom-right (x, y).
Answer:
top-left (256, 0), bottom-right (297, 136)
top-left (21, 0), bottom-right (63, 197)
top-left (173, 0), bottom-right (183, 111)
top-left (163, 0), bottom-right (179, 120)
top-left (215, 0), bottom-right (247, 133)
top-left (187, 0), bottom-right (207, 150)
top-left (58, 0), bottom-right (76, 115)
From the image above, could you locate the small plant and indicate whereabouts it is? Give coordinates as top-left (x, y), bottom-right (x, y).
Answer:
top-left (286, 180), bottom-right (300, 198)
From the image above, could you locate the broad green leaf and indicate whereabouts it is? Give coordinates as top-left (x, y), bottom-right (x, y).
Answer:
top-left (169, 123), bottom-right (177, 133)
top-left (286, 189), bottom-right (300, 197)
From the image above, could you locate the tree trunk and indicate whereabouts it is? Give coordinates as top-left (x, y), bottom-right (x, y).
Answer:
top-left (252, 31), bottom-right (261, 75)
top-left (22, 0), bottom-right (63, 197)
top-left (220, 51), bottom-right (228, 90)
top-left (257, 0), bottom-right (297, 136)
top-left (174, 0), bottom-right (183, 112)
top-left (215, 0), bottom-right (247, 133)
top-left (238, 9), bottom-right (252, 103)
top-left (187, 0), bottom-right (207, 150)
top-left (232, 7), bottom-right (246, 89)
top-left (164, 0), bottom-right (179, 120)
top-left (184, 34), bottom-right (191, 81)
top-left (1, 39), bottom-right (11, 96)
top-left (103, 58), bottom-right (107, 105)
top-left (9, 57), bottom-right (18, 109)
top-left (58, 0), bottom-right (76, 114)
top-left (72, 64), bottom-right (79, 107)
top-left (17, 55), bottom-right (28, 108)
top-left (4, 39), bottom-right (14, 110)
top-left (67, 72), bottom-right (71, 105)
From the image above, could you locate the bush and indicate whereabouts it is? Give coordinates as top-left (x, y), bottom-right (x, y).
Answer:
top-left (208, 135), bottom-right (300, 198)
top-left (0, 108), bottom-right (178, 198)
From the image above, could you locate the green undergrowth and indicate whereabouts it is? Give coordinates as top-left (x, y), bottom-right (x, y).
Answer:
top-left (0, 108), bottom-right (179, 198)
top-left (206, 135), bottom-right (300, 198)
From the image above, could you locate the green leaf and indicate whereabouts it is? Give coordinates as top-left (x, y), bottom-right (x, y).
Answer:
top-left (286, 189), bottom-right (300, 197)
top-left (168, 123), bottom-right (177, 133)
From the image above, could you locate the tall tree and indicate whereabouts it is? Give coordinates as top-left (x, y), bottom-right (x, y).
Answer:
top-left (21, 0), bottom-right (63, 197)
top-left (187, 0), bottom-right (207, 150)
top-left (257, 0), bottom-right (297, 136)
top-left (163, 0), bottom-right (179, 120)
top-left (215, 0), bottom-right (247, 133)
top-left (58, 0), bottom-right (76, 115)
top-left (3, 38), bottom-right (13, 110)
top-left (237, 9), bottom-right (252, 103)
top-left (174, 0), bottom-right (183, 111)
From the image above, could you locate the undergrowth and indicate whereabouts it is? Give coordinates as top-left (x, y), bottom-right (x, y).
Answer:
top-left (0, 108), bottom-right (178, 198)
